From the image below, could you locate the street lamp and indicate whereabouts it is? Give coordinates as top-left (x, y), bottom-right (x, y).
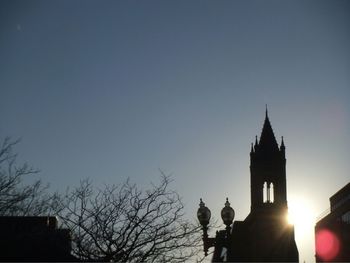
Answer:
top-left (221, 198), bottom-right (235, 232)
top-left (197, 198), bottom-right (235, 257)
top-left (197, 198), bottom-right (214, 256)
top-left (197, 198), bottom-right (211, 227)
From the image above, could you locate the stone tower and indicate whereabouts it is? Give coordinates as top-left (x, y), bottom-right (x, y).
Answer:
top-left (243, 110), bottom-right (298, 262)
top-left (250, 109), bottom-right (287, 213)
top-left (213, 110), bottom-right (299, 262)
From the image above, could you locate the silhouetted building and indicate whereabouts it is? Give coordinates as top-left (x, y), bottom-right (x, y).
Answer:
top-left (213, 110), bottom-right (299, 262)
top-left (315, 182), bottom-right (350, 262)
top-left (0, 216), bottom-right (77, 262)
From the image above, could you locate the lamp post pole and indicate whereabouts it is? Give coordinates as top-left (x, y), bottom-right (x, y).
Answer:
top-left (197, 199), bottom-right (214, 256)
top-left (197, 198), bottom-right (235, 259)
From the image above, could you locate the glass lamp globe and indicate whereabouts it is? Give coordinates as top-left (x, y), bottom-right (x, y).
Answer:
top-left (221, 198), bottom-right (235, 226)
top-left (197, 198), bottom-right (211, 226)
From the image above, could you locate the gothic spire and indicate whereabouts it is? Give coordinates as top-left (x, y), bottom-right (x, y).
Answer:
top-left (258, 109), bottom-right (279, 152)
top-left (254, 135), bottom-right (258, 152)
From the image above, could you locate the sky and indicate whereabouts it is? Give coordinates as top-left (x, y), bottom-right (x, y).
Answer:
top-left (1, 1), bottom-right (350, 262)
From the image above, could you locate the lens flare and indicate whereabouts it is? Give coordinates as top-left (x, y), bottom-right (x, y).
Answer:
top-left (287, 198), bottom-right (315, 233)
top-left (315, 229), bottom-right (340, 261)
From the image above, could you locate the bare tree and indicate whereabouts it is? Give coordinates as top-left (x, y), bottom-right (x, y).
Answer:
top-left (0, 137), bottom-right (59, 216)
top-left (57, 175), bottom-right (202, 262)
top-left (0, 137), bottom-right (203, 261)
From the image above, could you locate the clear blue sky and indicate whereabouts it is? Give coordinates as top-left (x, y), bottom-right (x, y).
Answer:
top-left (1, 1), bottom-right (349, 262)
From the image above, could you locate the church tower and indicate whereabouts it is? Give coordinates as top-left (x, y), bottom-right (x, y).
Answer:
top-left (210, 109), bottom-right (298, 262)
top-left (243, 109), bottom-right (298, 262)
top-left (210, 109), bottom-right (299, 262)
top-left (249, 109), bottom-right (287, 213)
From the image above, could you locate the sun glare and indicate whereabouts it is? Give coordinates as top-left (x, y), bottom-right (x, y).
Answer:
top-left (287, 197), bottom-right (315, 237)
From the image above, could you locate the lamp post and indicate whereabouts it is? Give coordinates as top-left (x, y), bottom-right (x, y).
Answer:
top-left (221, 198), bottom-right (235, 236)
top-left (197, 198), bottom-right (214, 256)
top-left (197, 198), bottom-right (235, 258)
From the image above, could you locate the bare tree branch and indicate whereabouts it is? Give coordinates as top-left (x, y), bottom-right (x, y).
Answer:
top-left (57, 175), bottom-right (202, 262)
top-left (0, 137), bottom-right (59, 216)
top-left (0, 137), bottom-right (204, 262)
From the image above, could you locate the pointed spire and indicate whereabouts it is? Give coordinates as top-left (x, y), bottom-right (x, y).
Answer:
top-left (258, 109), bottom-right (279, 152)
top-left (281, 136), bottom-right (285, 147)
top-left (254, 135), bottom-right (258, 151)
top-left (251, 143), bottom-right (254, 153)
top-left (265, 104), bottom-right (268, 119)
top-left (280, 136), bottom-right (285, 152)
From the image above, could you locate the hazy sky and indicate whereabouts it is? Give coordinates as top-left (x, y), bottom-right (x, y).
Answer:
top-left (1, 1), bottom-right (349, 262)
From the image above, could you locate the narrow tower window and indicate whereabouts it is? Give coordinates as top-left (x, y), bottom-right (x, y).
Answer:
top-left (263, 182), bottom-right (270, 203)
top-left (263, 182), bottom-right (267, 203)
top-left (270, 183), bottom-right (274, 203)
top-left (263, 182), bottom-right (274, 203)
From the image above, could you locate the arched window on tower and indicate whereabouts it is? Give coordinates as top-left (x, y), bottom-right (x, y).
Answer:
top-left (263, 182), bottom-right (274, 203)
top-left (270, 183), bottom-right (274, 203)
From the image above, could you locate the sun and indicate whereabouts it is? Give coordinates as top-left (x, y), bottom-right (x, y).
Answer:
top-left (287, 197), bottom-right (315, 237)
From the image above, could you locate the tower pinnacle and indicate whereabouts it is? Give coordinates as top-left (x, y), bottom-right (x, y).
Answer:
top-left (258, 111), bottom-right (279, 152)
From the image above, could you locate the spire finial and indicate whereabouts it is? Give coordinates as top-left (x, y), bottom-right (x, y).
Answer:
top-left (280, 136), bottom-right (285, 152)
top-left (265, 104), bottom-right (268, 118)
